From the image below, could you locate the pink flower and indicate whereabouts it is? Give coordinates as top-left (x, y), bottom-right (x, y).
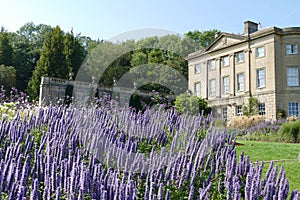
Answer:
top-left (298, 153), bottom-right (300, 162)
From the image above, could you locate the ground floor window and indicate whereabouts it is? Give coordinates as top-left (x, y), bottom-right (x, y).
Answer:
top-left (236, 105), bottom-right (243, 116)
top-left (288, 102), bottom-right (299, 116)
top-left (222, 107), bottom-right (228, 121)
top-left (258, 103), bottom-right (266, 115)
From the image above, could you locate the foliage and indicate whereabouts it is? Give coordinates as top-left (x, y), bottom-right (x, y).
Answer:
top-left (0, 22), bottom-right (96, 95)
top-left (14, 23), bottom-right (53, 91)
top-left (184, 29), bottom-right (219, 47)
top-left (0, 65), bottom-right (16, 90)
top-left (64, 30), bottom-right (86, 76)
top-left (28, 26), bottom-right (71, 99)
top-left (82, 34), bottom-right (203, 95)
top-left (0, 22), bottom-right (218, 103)
top-left (0, 31), bottom-right (13, 66)
top-left (174, 93), bottom-right (211, 115)
top-left (242, 96), bottom-right (259, 117)
top-left (279, 120), bottom-right (300, 143)
top-left (130, 51), bottom-right (148, 67)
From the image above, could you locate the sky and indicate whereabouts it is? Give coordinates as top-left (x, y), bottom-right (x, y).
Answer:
top-left (1, 0), bottom-right (300, 41)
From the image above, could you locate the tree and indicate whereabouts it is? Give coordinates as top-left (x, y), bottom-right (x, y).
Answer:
top-left (14, 23), bottom-right (53, 92)
top-left (130, 51), bottom-right (148, 67)
top-left (28, 26), bottom-right (70, 99)
top-left (0, 65), bottom-right (16, 90)
top-left (0, 32), bottom-right (13, 66)
top-left (184, 29), bottom-right (219, 47)
top-left (47, 26), bottom-right (69, 78)
top-left (11, 32), bottom-right (35, 91)
top-left (64, 30), bottom-right (86, 76)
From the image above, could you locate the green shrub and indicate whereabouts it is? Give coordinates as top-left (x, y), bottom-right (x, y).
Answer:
top-left (279, 120), bottom-right (300, 143)
top-left (174, 93), bottom-right (211, 116)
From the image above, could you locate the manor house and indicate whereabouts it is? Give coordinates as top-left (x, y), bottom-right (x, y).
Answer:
top-left (187, 21), bottom-right (300, 121)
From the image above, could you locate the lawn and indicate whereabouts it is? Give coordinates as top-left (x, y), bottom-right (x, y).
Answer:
top-left (235, 140), bottom-right (300, 192)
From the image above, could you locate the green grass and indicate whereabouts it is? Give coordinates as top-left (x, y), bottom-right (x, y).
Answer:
top-left (235, 140), bottom-right (300, 192)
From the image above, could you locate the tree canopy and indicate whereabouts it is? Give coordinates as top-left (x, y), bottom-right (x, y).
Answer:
top-left (0, 22), bottom-right (218, 102)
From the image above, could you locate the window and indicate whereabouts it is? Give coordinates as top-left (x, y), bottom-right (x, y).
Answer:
top-left (223, 76), bottom-right (229, 94)
top-left (257, 68), bottom-right (265, 88)
top-left (288, 102), bottom-right (299, 117)
top-left (194, 82), bottom-right (201, 97)
top-left (286, 44), bottom-right (298, 55)
top-left (236, 52), bottom-right (245, 63)
top-left (208, 60), bottom-right (215, 70)
top-left (287, 67), bottom-right (299, 86)
top-left (209, 79), bottom-right (216, 97)
top-left (194, 64), bottom-right (201, 74)
top-left (256, 46), bottom-right (265, 58)
top-left (222, 56), bottom-right (229, 67)
top-left (222, 107), bottom-right (228, 121)
top-left (236, 105), bottom-right (243, 116)
top-left (237, 73), bottom-right (244, 91)
top-left (258, 103), bottom-right (266, 115)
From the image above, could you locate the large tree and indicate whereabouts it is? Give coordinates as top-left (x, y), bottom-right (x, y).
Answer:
top-left (28, 26), bottom-right (70, 99)
top-left (0, 65), bottom-right (16, 90)
top-left (0, 31), bottom-right (13, 66)
top-left (11, 33), bottom-right (35, 91)
top-left (185, 29), bottom-right (219, 47)
top-left (64, 30), bottom-right (86, 77)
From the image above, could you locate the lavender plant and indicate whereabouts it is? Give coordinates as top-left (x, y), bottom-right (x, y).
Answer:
top-left (0, 95), bottom-right (298, 199)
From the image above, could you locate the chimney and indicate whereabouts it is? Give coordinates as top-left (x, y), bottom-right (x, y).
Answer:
top-left (244, 21), bottom-right (258, 35)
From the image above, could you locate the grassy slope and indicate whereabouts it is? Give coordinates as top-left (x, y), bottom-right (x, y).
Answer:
top-left (235, 140), bottom-right (300, 192)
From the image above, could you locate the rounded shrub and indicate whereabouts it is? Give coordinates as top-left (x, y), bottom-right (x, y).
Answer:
top-left (279, 120), bottom-right (300, 143)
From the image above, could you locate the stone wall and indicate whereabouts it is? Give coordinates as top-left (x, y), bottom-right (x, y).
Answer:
top-left (39, 76), bottom-right (98, 106)
top-left (39, 76), bottom-right (176, 107)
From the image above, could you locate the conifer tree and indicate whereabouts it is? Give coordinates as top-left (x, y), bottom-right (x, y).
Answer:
top-left (28, 26), bottom-right (70, 99)
top-left (0, 32), bottom-right (13, 66)
top-left (64, 30), bottom-right (85, 77)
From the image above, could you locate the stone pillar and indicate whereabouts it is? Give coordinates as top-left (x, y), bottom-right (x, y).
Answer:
top-left (39, 76), bottom-right (50, 107)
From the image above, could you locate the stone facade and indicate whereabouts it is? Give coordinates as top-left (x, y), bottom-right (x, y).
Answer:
top-left (187, 21), bottom-right (300, 121)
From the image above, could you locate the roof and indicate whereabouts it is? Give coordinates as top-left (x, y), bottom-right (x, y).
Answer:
top-left (186, 26), bottom-right (300, 60)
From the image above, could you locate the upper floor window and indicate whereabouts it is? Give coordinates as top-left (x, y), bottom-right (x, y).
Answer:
top-left (194, 64), bottom-right (201, 74)
top-left (236, 52), bottom-right (245, 63)
top-left (237, 73), bottom-right (244, 92)
top-left (194, 82), bottom-right (201, 97)
top-left (223, 76), bottom-right (230, 94)
top-left (286, 44), bottom-right (298, 55)
top-left (222, 56), bottom-right (229, 67)
top-left (287, 66), bottom-right (299, 87)
top-left (256, 46), bottom-right (265, 58)
top-left (257, 68), bottom-right (265, 88)
top-left (209, 79), bottom-right (216, 97)
top-left (208, 60), bottom-right (215, 70)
